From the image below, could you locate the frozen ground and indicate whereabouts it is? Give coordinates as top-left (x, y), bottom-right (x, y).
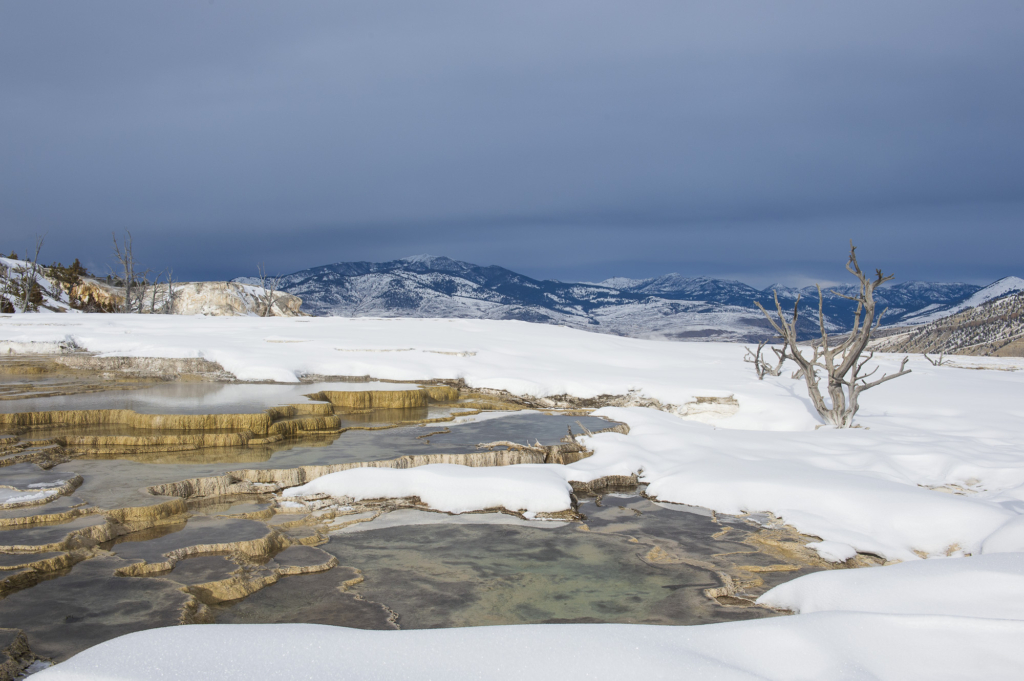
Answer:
top-left (5, 314), bottom-right (1024, 679)
top-left (31, 613), bottom-right (1024, 681)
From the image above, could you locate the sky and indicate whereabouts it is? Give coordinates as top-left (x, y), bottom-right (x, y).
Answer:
top-left (1, 1), bottom-right (1022, 288)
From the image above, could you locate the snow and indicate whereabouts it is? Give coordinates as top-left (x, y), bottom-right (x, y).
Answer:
top-left (332, 507), bottom-right (567, 533)
top-left (283, 464), bottom-right (573, 515)
top-left (904, 275), bottom-right (1024, 324)
top-left (0, 340), bottom-right (75, 355)
top-left (575, 407), bottom-right (1015, 561)
top-left (0, 488), bottom-right (54, 505)
top-left (983, 516), bottom-right (1024, 553)
top-left (805, 541), bottom-right (857, 563)
top-left (0, 315), bottom-right (804, 424)
top-left (401, 254), bottom-right (443, 264)
top-left (758, 553), bottom-right (1024, 620)
top-left (0, 256), bottom-right (80, 314)
top-left (593, 276), bottom-right (646, 289)
top-left (6, 313), bottom-right (1024, 678)
top-left (32, 614), bottom-right (1024, 681)
top-left (3, 314), bottom-right (1023, 561)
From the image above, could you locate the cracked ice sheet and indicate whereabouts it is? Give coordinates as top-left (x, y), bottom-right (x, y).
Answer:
top-left (32, 614), bottom-right (1024, 681)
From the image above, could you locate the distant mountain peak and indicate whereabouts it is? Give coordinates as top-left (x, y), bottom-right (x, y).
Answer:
top-left (402, 254), bottom-right (445, 264)
top-left (592, 276), bottom-right (649, 289)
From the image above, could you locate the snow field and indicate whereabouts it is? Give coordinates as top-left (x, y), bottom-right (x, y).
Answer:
top-left (32, 615), bottom-right (1024, 681)
top-left (6, 315), bottom-right (1024, 678)
top-left (4, 315), bottom-right (1024, 560)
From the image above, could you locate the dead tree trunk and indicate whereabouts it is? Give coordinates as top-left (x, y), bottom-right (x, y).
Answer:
top-left (754, 242), bottom-right (911, 428)
top-left (111, 230), bottom-right (140, 313)
top-left (163, 269), bottom-right (177, 314)
top-left (256, 263), bottom-right (281, 317)
top-left (0, 261), bottom-right (10, 312)
top-left (16, 235), bottom-right (45, 312)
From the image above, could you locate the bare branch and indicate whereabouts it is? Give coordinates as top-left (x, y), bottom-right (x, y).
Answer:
top-left (828, 289), bottom-right (861, 302)
top-left (857, 357), bottom-right (911, 391)
top-left (749, 241), bottom-right (910, 428)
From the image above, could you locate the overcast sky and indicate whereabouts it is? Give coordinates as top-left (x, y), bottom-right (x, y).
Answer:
top-left (1, 1), bottom-right (1021, 287)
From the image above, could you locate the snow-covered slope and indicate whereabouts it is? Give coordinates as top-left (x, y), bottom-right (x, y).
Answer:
top-left (874, 290), bottom-right (1024, 357)
top-left (0, 256), bottom-right (82, 313)
top-left (245, 256), bottom-right (985, 341)
top-left (902, 276), bottom-right (1024, 325)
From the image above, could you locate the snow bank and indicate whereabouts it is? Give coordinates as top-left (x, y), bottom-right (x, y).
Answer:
top-left (645, 458), bottom-right (1009, 560)
top-left (984, 516), bottom-right (1024, 553)
top-left (283, 464), bottom-right (572, 515)
top-left (4, 315), bottom-right (1023, 558)
top-left (805, 541), bottom-right (857, 563)
top-left (575, 407), bottom-right (1015, 560)
top-left (33, 615), bottom-right (1024, 681)
top-left (759, 553), bottom-right (1024, 620)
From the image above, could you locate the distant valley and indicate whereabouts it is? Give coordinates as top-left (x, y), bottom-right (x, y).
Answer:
top-left (239, 255), bottom-right (1021, 343)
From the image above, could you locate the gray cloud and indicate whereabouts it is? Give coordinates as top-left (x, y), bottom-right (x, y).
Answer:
top-left (1, 1), bottom-right (1021, 285)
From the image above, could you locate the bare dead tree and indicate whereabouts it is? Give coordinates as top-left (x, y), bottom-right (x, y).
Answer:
top-left (923, 352), bottom-right (947, 366)
top-left (148, 271), bottom-right (160, 314)
top-left (111, 230), bottom-right (145, 313)
top-left (754, 242), bottom-right (911, 428)
top-left (0, 260), bottom-right (10, 312)
top-left (134, 270), bottom-right (153, 314)
top-left (15, 235), bottom-right (45, 312)
top-left (256, 262), bottom-right (281, 317)
top-left (163, 268), bottom-right (178, 314)
top-left (743, 339), bottom-right (787, 380)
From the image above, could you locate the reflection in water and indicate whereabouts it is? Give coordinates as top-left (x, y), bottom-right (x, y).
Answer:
top-left (0, 557), bottom-right (199, 661)
top-left (0, 381), bottom-right (421, 415)
top-left (72, 412), bottom-right (616, 467)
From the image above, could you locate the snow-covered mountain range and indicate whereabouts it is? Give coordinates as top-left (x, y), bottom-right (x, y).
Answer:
top-left (874, 288), bottom-right (1024, 357)
top-left (247, 255), bottom-right (1002, 342)
top-left (899, 276), bottom-right (1024, 325)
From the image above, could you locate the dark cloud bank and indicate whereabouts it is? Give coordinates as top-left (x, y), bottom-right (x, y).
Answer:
top-left (1, 1), bottom-right (1021, 287)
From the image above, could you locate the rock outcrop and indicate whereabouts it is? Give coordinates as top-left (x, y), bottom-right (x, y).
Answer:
top-left (144, 281), bottom-right (303, 317)
top-left (75, 278), bottom-right (303, 317)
